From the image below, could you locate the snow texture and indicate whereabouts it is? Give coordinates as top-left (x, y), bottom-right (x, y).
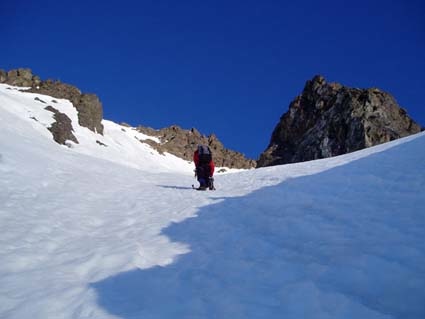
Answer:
top-left (1, 83), bottom-right (424, 318)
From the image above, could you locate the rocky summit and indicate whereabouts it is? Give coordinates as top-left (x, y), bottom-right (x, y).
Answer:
top-left (257, 75), bottom-right (422, 167)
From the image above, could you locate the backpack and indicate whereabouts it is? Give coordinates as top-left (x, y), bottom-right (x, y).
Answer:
top-left (197, 145), bottom-right (212, 165)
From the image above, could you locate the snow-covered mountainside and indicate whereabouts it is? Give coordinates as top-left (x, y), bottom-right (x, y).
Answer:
top-left (0, 84), bottom-right (203, 173)
top-left (1, 83), bottom-right (424, 319)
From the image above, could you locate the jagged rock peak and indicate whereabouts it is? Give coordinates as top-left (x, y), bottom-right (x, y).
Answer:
top-left (136, 124), bottom-right (256, 169)
top-left (257, 75), bottom-right (422, 167)
top-left (0, 68), bottom-right (104, 135)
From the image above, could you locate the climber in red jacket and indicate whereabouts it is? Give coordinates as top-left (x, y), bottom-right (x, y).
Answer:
top-left (193, 145), bottom-right (215, 190)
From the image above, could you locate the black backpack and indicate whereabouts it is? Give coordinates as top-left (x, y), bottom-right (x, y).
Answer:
top-left (198, 145), bottom-right (212, 165)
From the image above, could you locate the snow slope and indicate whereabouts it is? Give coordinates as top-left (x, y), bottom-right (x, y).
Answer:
top-left (1, 84), bottom-right (424, 318)
top-left (0, 84), bottom-right (196, 173)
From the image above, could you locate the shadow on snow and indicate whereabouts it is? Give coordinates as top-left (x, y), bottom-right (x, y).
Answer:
top-left (91, 138), bottom-right (425, 319)
top-left (157, 185), bottom-right (194, 190)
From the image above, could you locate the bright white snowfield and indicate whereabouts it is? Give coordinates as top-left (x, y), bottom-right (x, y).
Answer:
top-left (0, 84), bottom-right (424, 319)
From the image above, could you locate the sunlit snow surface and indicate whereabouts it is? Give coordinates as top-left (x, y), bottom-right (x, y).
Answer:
top-left (1, 84), bottom-right (424, 318)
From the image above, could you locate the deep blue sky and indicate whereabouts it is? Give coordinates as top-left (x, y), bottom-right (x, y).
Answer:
top-left (2, 0), bottom-right (424, 159)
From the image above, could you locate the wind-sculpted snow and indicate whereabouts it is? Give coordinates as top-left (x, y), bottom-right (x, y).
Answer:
top-left (1, 83), bottom-right (424, 318)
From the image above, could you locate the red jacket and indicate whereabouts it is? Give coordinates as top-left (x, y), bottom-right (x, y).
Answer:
top-left (193, 150), bottom-right (215, 176)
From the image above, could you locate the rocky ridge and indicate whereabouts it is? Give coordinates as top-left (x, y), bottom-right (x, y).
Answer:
top-left (1, 68), bottom-right (255, 169)
top-left (0, 68), bottom-right (104, 135)
top-left (258, 75), bottom-right (423, 167)
top-left (135, 125), bottom-right (256, 169)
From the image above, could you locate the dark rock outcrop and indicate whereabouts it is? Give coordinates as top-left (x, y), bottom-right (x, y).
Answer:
top-left (0, 68), bottom-right (104, 135)
top-left (136, 125), bottom-right (256, 169)
top-left (258, 75), bottom-right (422, 167)
top-left (75, 94), bottom-right (103, 134)
top-left (44, 106), bottom-right (79, 145)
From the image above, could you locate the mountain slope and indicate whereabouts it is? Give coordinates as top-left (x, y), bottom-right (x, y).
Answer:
top-left (1, 68), bottom-right (255, 169)
top-left (0, 83), bottom-right (198, 173)
top-left (1, 83), bottom-right (424, 318)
